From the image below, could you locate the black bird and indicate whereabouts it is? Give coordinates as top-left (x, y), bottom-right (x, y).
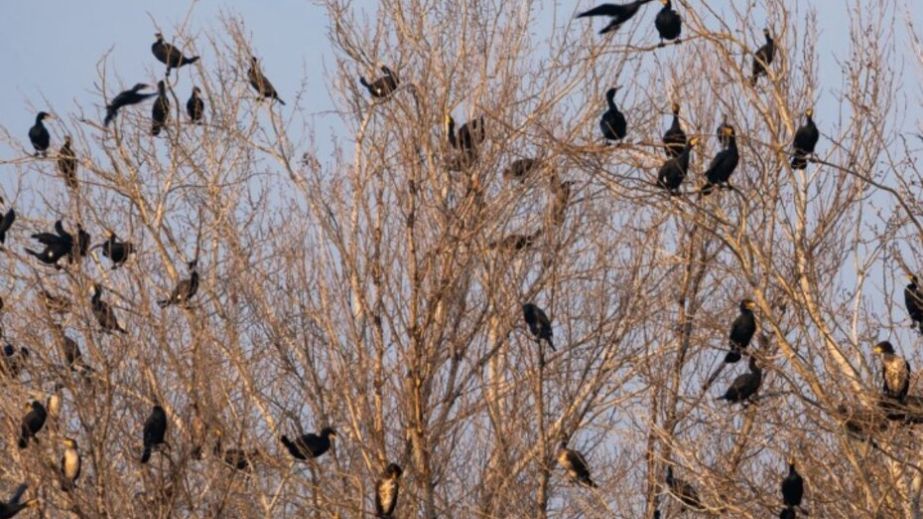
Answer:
top-left (716, 115), bottom-right (733, 147)
top-left (556, 440), bottom-right (597, 488)
top-left (657, 136), bottom-right (698, 195)
top-left (751, 28), bottom-right (775, 86)
top-left (1, 344), bottom-right (29, 379)
top-left (0, 484), bottom-right (36, 519)
top-left (186, 86), bottom-right (205, 123)
top-left (780, 508), bottom-right (796, 519)
top-left (666, 466), bottom-right (704, 511)
top-left (91, 284), bottom-right (125, 334)
top-left (718, 356), bottom-right (763, 405)
top-left (98, 232), bottom-right (135, 269)
top-left (360, 66), bottom-right (399, 99)
top-left (502, 158), bottom-right (540, 182)
top-left (654, 0), bottom-right (682, 45)
top-left (662, 102), bottom-right (686, 158)
top-left (0, 203), bottom-right (15, 246)
top-left (781, 460), bottom-right (804, 511)
top-left (29, 112), bottom-right (53, 157)
top-left (248, 56), bottom-right (285, 105)
top-left (151, 80), bottom-right (170, 136)
top-left (577, 0), bottom-right (655, 34)
top-left (151, 33), bottom-right (199, 75)
top-left (158, 260), bottom-right (199, 307)
top-left (873, 341), bottom-right (910, 403)
top-left (105, 83), bottom-right (156, 126)
top-left (57, 135), bottom-right (78, 189)
top-left (726, 299), bottom-right (756, 363)
top-left (60, 437), bottom-right (81, 491)
top-left (375, 463), bottom-right (403, 518)
top-left (905, 274), bottom-right (923, 334)
top-left (446, 115), bottom-right (485, 153)
top-left (141, 405), bottom-right (167, 464)
top-left (279, 427), bottom-right (336, 460)
top-left (18, 401), bottom-right (47, 449)
top-left (600, 87), bottom-right (627, 142)
top-left (215, 436), bottom-right (255, 472)
top-left (701, 125), bottom-right (739, 195)
top-left (522, 303), bottom-right (555, 351)
top-left (27, 220), bottom-right (73, 267)
top-left (790, 108), bottom-right (819, 169)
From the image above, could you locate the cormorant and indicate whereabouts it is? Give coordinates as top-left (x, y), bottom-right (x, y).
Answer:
top-left (502, 158), bottom-right (540, 182)
top-left (873, 341), bottom-right (910, 403)
top-left (105, 83), bottom-right (156, 126)
top-left (151, 80), bottom-right (170, 136)
top-left (360, 66), bottom-right (399, 99)
top-left (522, 303), bottom-right (555, 351)
top-left (1, 344), bottom-right (29, 379)
top-left (0, 484), bottom-right (36, 519)
top-left (61, 437), bottom-right (81, 491)
top-left (91, 284), bottom-right (125, 334)
top-left (751, 28), bottom-right (775, 86)
top-left (158, 260), bottom-right (199, 307)
top-left (717, 115), bottom-right (732, 147)
top-left (57, 136), bottom-right (78, 189)
top-left (141, 405), bottom-right (167, 464)
top-left (375, 463), bottom-right (403, 518)
top-left (29, 112), bottom-right (53, 157)
top-left (781, 460), bottom-right (804, 512)
top-left (446, 115), bottom-right (485, 153)
top-left (151, 33), bottom-right (199, 75)
top-left (666, 466), bottom-right (704, 511)
top-left (718, 356), bottom-right (762, 405)
top-left (248, 56), bottom-right (285, 105)
top-left (662, 102), bottom-right (686, 158)
top-left (779, 508), bottom-right (796, 519)
top-left (18, 401), bottom-right (47, 449)
top-left (791, 109), bottom-right (819, 169)
top-left (61, 334), bottom-right (83, 369)
top-left (185, 86), bottom-right (205, 123)
top-left (577, 0), bottom-right (655, 34)
top-left (28, 220), bottom-right (88, 266)
top-left (556, 440), bottom-right (597, 488)
top-left (701, 124), bottom-right (739, 195)
top-left (600, 87), bottom-right (627, 142)
top-left (654, 0), bottom-right (681, 45)
top-left (97, 232), bottom-right (135, 269)
top-left (905, 274), bottom-right (923, 334)
top-left (726, 299), bottom-right (756, 362)
top-left (0, 202), bottom-right (14, 246)
top-left (657, 136), bottom-right (698, 195)
top-left (216, 438), bottom-right (254, 472)
top-left (279, 427), bottom-right (336, 460)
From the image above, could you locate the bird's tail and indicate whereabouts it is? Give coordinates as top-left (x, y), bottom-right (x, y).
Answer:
top-left (276, 97), bottom-right (287, 106)
top-left (546, 338), bottom-right (556, 352)
top-left (183, 56), bottom-right (200, 66)
top-left (152, 124), bottom-right (162, 137)
top-left (583, 477), bottom-right (598, 488)
top-left (141, 446), bottom-right (151, 463)
top-left (18, 436), bottom-right (27, 449)
top-left (9, 483), bottom-right (28, 504)
top-left (104, 108), bottom-right (116, 127)
top-left (699, 182), bottom-right (716, 196)
top-left (360, 76), bottom-right (372, 89)
top-left (750, 75), bottom-right (759, 87)
top-left (599, 22), bottom-right (621, 34)
top-left (791, 153), bottom-right (807, 169)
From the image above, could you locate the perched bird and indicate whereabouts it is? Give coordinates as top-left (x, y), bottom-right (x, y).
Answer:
top-left (489, 230), bottom-right (541, 253)
top-left (873, 341), bottom-right (910, 403)
top-left (151, 33), bottom-right (199, 75)
top-left (662, 102), bottom-right (686, 158)
top-left (60, 437), bottom-right (81, 491)
top-left (141, 405), bottom-right (168, 464)
top-left (556, 440), bottom-right (597, 488)
top-left (151, 80), bottom-right (170, 136)
top-left (701, 125), bottom-right (739, 195)
top-left (98, 232), bottom-right (135, 269)
top-left (657, 136), bottom-right (698, 195)
top-left (91, 284), bottom-right (125, 334)
top-left (1, 344), bottom-right (29, 379)
top-left (57, 136), bottom-right (78, 189)
top-left (375, 463), bottom-right (403, 518)
top-left (666, 466), bottom-right (704, 511)
top-left (549, 177), bottom-right (574, 226)
top-left (217, 441), bottom-right (254, 472)
top-left (18, 400), bottom-right (47, 449)
top-left (186, 86), bottom-right (205, 123)
top-left (359, 66), bottom-right (399, 99)
top-left (718, 356), bottom-right (763, 405)
top-left (47, 384), bottom-right (63, 419)
top-left (751, 28), bottom-right (776, 86)
top-left (577, 0), bottom-right (654, 34)
top-left (726, 299), bottom-right (757, 363)
top-left (781, 460), bottom-right (804, 511)
top-left (279, 427), bottom-right (336, 460)
top-left (158, 260), bottom-right (199, 307)
top-left (716, 115), bottom-right (733, 147)
top-left (522, 303), bottom-right (555, 351)
top-left (248, 56), bottom-right (285, 105)
top-left (654, 0), bottom-right (682, 45)
top-left (790, 109), bottom-right (819, 169)
top-left (0, 484), bottom-right (37, 518)
top-left (105, 83), bottom-right (156, 126)
top-left (905, 274), bottom-right (923, 334)
top-left (61, 335), bottom-right (83, 368)
top-left (28, 220), bottom-right (89, 267)
top-left (502, 158), bottom-right (540, 182)
top-left (600, 87), bottom-right (627, 142)
top-left (0, 202), bottom-right (14, 246)
top-left (29, 111), bottom-right (53, 157)
top-left (446, 115), bottom-right (485, 153)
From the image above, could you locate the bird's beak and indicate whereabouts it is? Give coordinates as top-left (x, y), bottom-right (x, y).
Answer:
top-left (872, 345), bottom-right (882, 354)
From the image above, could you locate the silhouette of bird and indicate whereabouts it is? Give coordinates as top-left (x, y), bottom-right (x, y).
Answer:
top-left (666, 467), bottom-right (704, 511)
top-left (360, 66), bottom-right (399, 99)
top-left (662, 102), bottom-right (686, 158)
top-left (91, 284), bottom-right (125, 334)
top-left (716, 114), bottom-right (732, 148)
top-left (791, 108), bottom-right (819, 169)
top-left (873, 341), bottom-right (910, 403)
top-left (151, 33), bottom-right (199, 75)
top-left (577, 0), bottom-right (655, 34)
top-left (158, 260), bottom-right (199, 307)
top-left (248, 56), bottom-right (285, 105)
top-left (375, 463), bottom-right (403, 518)
top-left (186, 86), bottom-right (205, 123)
top-left (657, 136), bottom-right (698, 195)
top-left (502, 158), bottom-right (540, 182)
top-left (60, 437), bottom-right (81, 491)
top-left (280, 427), bottom-right (336, 460)
top-left (151, 80), bottom-right (170, 136)
top-left (654, 0), bottom-right (681, 45)
top-left (751, 28), bottom-right (775, 85)
top-left (105, 83), bottom-right (156, 126)
top-left (718, 356), bottom-right (763, 405)
top-left (556, 439), bottom-right (597, 488)
top-left (445, 115), bottom-right (484, 169)
top-left (57, 136), bottom-right (78, 189)
top-left (18, 401), bottom-right (47, 448)
top-left (1, 344), bottom-right (29, 379)
top-left (0, 202), bottom-right (15, 247)
top-left (600, 88), bottom-right (627, 142)
top-left (141, 405), bottom-right (167, 464)
top-left (0, 484), bottom-right (37, 518)
top-left (905, 274), bottom-right (923, 334)
top-left (701, 125), bottom-right (739, 195)
top-left (29, 112), bottom-right (53, 157)
top-left (781, 460), bottom-right (804, 511)
top-left (726, 298), bottom-right (756, 363)
top-left (97, 232), bottom-right (135, 269)
top-left (522, 303), bottom-right (555, 351)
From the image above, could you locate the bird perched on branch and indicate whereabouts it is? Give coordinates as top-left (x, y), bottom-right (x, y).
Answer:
top-left (445, 114), bottom-right (484, 169)
top-left (141, 405), bottom-right (167, 464)
top-left (701, 125), bottom-right (739, 195)
top-left (577, 0), bottom-right (654, 34)
top-left (662, 102), bottom-right (686, 158)
top-left (248, 56), bottom-right (285, 105)
top-left (791, 108), bottom-right (819, 169)
top-left (60, 437), bottom-right (81, 491)
top-left (186, 86), bottom-right (205, 123)
top-left (905, 274), bottom-right (923, 334)
top-left (657, 136), bottom-right (698, 195)
top-left (751, 28), bottom-right (776, 86)
top-left (97, 232), bottom-right (135, 269)
top-left (158, 260), bottom-right (199, 307)
top-left (0, 200), bottom-right (14, 247)
top-left (654, 0), bottom-right (681, 45)
top-left (375, 463), bottom-right (403, 518)
top-left (780, 459), bottom-right (804, 518)
top-left (280, 427), bottom-right (336, 460)
top-left (600, 87), bottom-right (627, 143)
top-left (718, 356), bottom-right (763, 405)
top-left (522, 303), bottom-right (555, 351)
top-left (0, 483), bottom-right (37, 518)
top-left (151, 33), bottom-right (199, 76)
top-left (57, 136), bottom-right (78, 189)
top-left (557, 439), bottom-right (597, 488)
top-left (502, 158), bottom-right (540, 182)
top-left (873, 341), bottom-right (910, 403)
top-left (18, 400), bottom-right (47, 449)
top-left (666, 466), bottom-right (705, 511)
top-left (28, 112), bottom-right (53, 157)
top-left (105, 83), bottom-right (156, 126)
top-left (360, 66), bottom-right (399, 99)
top-left (151, 80), bottom-right (170, 136)
top-left (91, 284), bottom-right (125, 334)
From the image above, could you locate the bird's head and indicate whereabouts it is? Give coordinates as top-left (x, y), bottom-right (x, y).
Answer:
top-left (23, 401), bottom-right (35, 412)
top-left (155, 32), bottom-right (164, 41)
top-left (192, 86), bottom-right (201, 94)
top-left (763, 28), bottom-right (772, 38)
top-left (62, 437), bottom-right (78, 448)
top-left (722, 125), bottom-right (736, 138)
top-left (873, 341), bottom-right (895, 355)
top-left (385, 462), bottom-right (403, 478)
top-left (688, 136), bottom-right (700, 147)
top-left (63, 135), bottom-right (72, 145)
top-left (90, 283), bottom-right (102, 297)
top-left (605, 87), bottom-right (619, 100)
top-left (321, 426), bottom-right (337, 439)
top-left (37, 111), bottom-right (54, 121)
top-left (251, 56), bottom-right (259, 64)
top-left (670, 102), bottom-right (680, 114)
top-left (740, 298), bottom-right (756, 311)
top-left (909, 273), bottom-right (919, 285)
top-left (805, 108), bottom-right (814, 119)
top-left (660, 0), bottom-right (670, 5)
top-left (187, 259), bottom-right (198, 270)
top-left (786, 456), bottom-right (796, 469)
